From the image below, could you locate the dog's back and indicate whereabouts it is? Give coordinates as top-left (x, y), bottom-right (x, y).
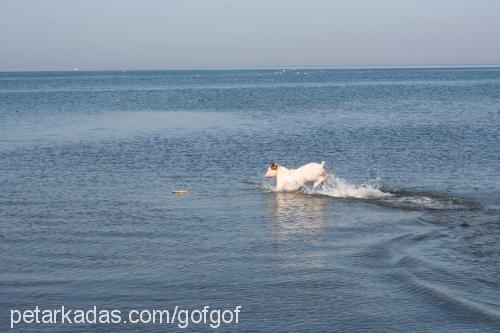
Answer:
top-left (295, 162), bottom-right (326, 181)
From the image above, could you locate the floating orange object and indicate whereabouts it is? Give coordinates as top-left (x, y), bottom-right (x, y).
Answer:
top-left (171, 189), bottom-right (188, 195)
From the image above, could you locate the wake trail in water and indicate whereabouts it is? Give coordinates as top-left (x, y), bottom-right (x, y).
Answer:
top-left (263, 174), bottom-right (478, 211)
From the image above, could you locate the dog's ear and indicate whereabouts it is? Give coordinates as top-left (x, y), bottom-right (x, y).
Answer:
top-left (270, 163), bottom-right (278, 170)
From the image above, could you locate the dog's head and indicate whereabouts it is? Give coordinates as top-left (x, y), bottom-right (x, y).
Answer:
top-left (264, 163), bottom-right (279, 177)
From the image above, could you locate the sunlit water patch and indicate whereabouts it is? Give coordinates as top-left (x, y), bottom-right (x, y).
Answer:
top-left (0, 111), bottom-right (254, 149)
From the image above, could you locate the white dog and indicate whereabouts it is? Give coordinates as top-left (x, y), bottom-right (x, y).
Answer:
top-left (264, 161), bottom-right (328, 192)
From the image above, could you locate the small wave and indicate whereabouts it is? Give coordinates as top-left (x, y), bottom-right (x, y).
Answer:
top-left (410, 277), bottom-right (500, 320)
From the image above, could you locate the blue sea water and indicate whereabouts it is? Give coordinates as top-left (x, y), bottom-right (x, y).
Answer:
top-left (0, 68), bottom-right (499, 332)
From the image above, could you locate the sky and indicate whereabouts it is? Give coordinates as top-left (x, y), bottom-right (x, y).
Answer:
top-left (1, 0), bottom-right (499, 70)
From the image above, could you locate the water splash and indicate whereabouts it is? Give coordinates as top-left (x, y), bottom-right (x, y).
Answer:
top-left (304, 174), bottom-right (391, 199)
top-left (263, 174), bottom-right (478, 211)
top-left (263, 174), bottom-right (391, 199)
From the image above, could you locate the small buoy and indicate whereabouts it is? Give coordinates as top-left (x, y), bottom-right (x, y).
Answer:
top-left (171, 188), bottom-right (188, 195)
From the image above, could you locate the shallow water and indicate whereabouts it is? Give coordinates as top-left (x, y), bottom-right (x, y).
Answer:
top-left (0, 68), bottom-right (499, 332)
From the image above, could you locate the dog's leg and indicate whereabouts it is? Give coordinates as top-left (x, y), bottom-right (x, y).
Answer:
top-left (313, 175), bottom-right (326, 189)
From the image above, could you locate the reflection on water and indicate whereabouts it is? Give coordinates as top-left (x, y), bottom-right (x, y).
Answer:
top-left (268, 192), bottom-right (327, 241)
top-left (267, 192), bottom-right (327, 235)
top-left (267, 192), bottom-right (328, 268)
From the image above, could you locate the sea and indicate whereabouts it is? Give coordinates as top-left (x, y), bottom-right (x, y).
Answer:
top-left (0, 67), bottom-right (499, 332)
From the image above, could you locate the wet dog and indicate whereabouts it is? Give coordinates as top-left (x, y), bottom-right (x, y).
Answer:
top-left (264, 162), bottom-right (327, 192)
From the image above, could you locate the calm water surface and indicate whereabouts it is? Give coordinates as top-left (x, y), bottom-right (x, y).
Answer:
top-left (0, 68), bottom-right (499, 332)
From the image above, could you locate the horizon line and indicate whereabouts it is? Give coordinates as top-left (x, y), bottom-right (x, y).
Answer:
top-left (1, 63), bottom-right (500, 73)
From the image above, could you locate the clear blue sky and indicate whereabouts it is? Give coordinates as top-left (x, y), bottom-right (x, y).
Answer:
top-left (1, 0), bottom-right (499, 70)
